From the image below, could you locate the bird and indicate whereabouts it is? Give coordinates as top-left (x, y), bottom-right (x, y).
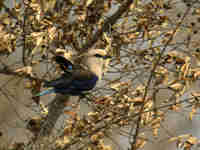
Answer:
top-left (35, 49), bottom-right (111, 97)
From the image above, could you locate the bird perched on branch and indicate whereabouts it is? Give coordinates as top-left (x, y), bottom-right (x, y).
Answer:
top-left (35, 49), bottom-right (111, 97)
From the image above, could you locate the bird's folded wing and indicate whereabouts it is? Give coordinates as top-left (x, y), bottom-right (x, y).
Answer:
top-left (43, 73), bottom-right (73, 88)
top-left (71, 71), bottom-right (99, 90)
top-left (44, 70), bottom-right (98, 90)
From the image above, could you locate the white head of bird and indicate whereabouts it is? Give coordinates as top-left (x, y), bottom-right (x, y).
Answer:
top-left (81, 49), bottom-right (111, 80)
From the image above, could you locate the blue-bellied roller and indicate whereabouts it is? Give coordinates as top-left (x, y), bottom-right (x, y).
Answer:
top-left (36, 49), bottom-right (111, 97)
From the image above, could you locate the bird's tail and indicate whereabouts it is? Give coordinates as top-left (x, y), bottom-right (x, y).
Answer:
top-left (35, 88), bottom-right (55, 97)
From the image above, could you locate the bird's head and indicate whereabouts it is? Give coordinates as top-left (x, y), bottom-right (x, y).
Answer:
top-left (54, 55), bottom-right (74, 73)
top-left (82, 49), bottom-right (111, 79)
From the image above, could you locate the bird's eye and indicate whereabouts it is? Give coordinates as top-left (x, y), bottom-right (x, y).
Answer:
top-left (94, 54), bottom-right (112, 59)
top-left (54, 56), bottom-right (73, 71)
top-left (94, 54), bottom-right (103, 58)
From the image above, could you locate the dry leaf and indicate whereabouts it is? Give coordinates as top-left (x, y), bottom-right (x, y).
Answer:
top-left (48, 26), bottom-right (57, 40)
top-left (135, 138), bottom-right (146, 149)
top-left (194, 70), bottom-right (200, 79)
top-left (191, 92), bottom-right (200, 97)
top-left (169, 136), bottom-right (180, 142)
top-left (187, 136), bottom-right (198, 145)
top-left (169, 83), bottom-right (184, 91)
top-left (128, 97), bottom-right (144, 103)
top-left (55, 48), bottom-right (73, 60)
top-left (189, 106), bottom-right (197, 120)
top-left (110, 82), bottom-right (127, 91)
top-left (64, 110), bottom-right (77, 118)
top-left (55, 136), bottom-right (70, 148)
top-left (153, 128), bottom-right (158, 137)
top-left (15, 66), bottom-right (33, 76)
top-left (36, 36), bottom-right (43, 46)
top-left (86, 0), bottom-right (94, 7)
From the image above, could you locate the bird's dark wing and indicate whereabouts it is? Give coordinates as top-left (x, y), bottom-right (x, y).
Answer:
top-left (43, 68), bottom-right (99, 95)
top-left (54, 56), bottom-right (73, 72)
top-left (43, 73), bottom-right (74, 89)
top-left (68, 70), bottom-right (99, 91)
